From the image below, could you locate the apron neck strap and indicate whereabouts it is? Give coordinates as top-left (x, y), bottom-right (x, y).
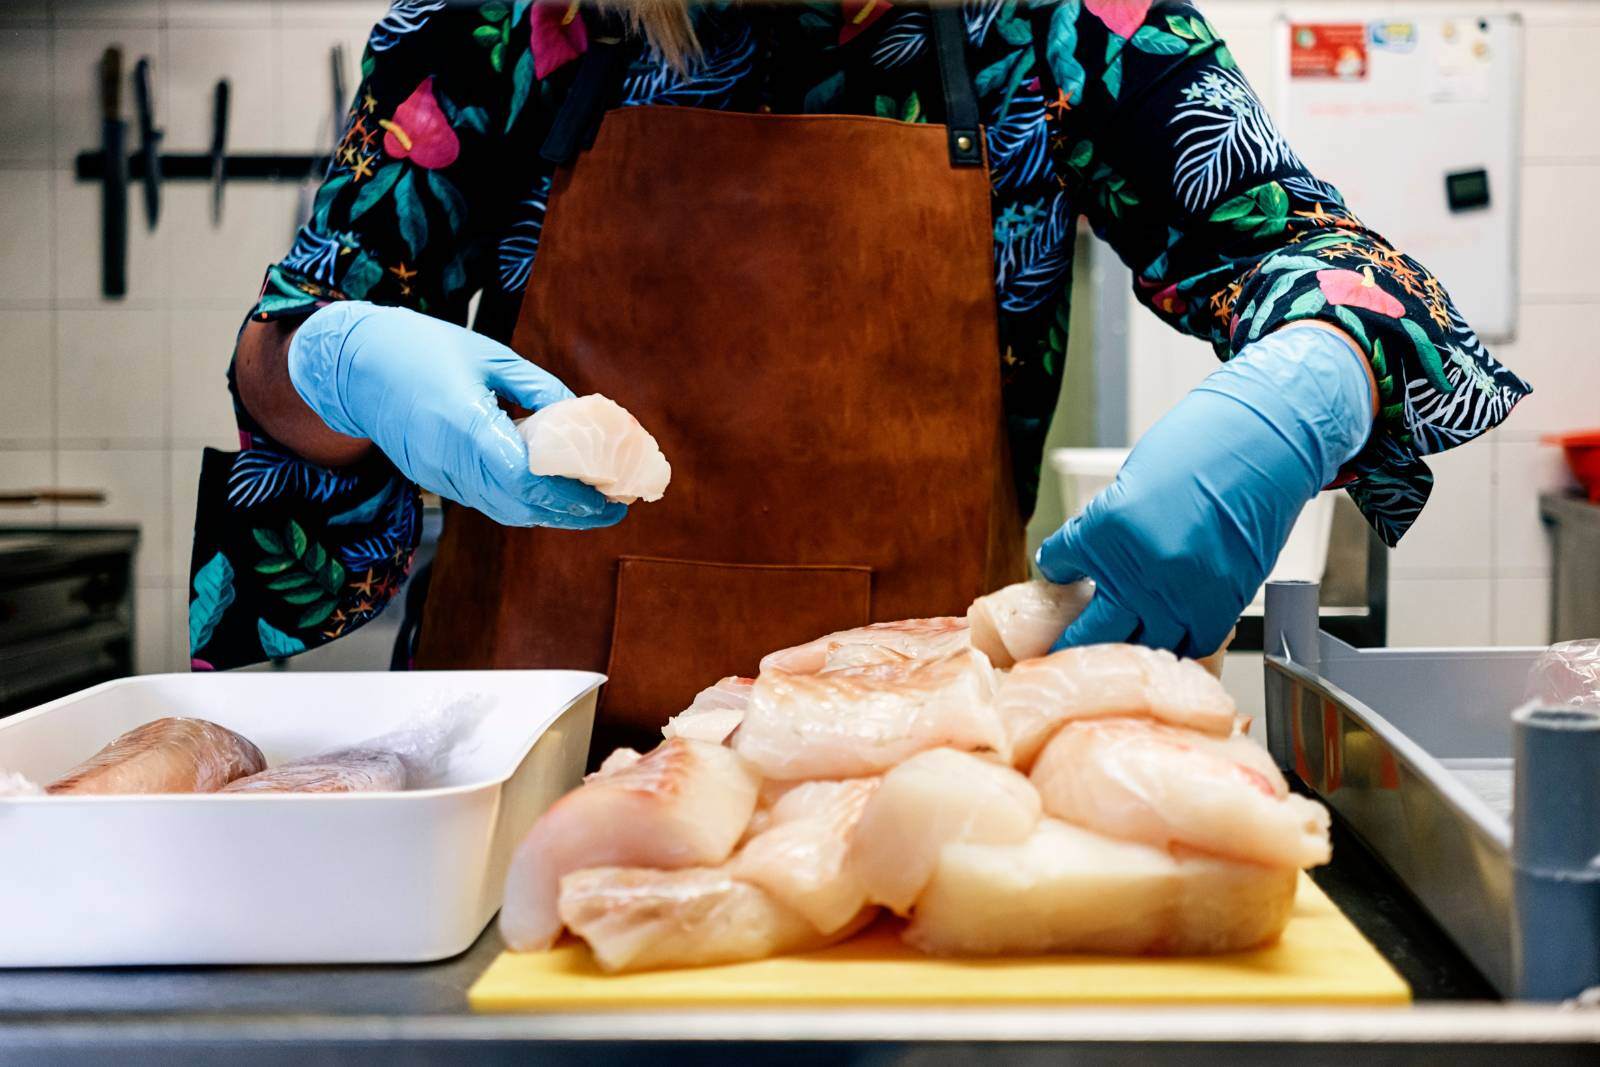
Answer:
top-left (541, 7), bottom-right (983, 169)
top-left (930, 4), bottom-right (982, 167)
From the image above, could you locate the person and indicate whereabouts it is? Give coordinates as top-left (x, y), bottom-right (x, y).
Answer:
top-left (188, 0), bottom-right (1527, 755)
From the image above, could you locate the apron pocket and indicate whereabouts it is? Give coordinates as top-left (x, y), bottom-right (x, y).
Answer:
top-left (600, 556), bottom-right (873, 736)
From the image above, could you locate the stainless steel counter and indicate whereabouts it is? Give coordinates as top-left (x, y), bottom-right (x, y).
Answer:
top-left (7, 816), bottom-right (1594, 1063)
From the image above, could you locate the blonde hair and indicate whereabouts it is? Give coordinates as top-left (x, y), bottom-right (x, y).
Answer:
top-left (605, 0), bottom-right (700, 68)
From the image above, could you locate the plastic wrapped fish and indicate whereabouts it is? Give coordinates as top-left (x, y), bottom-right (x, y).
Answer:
top-left (46, 718), bottom-right (265, 796)
top-left (221, 696), bottom-right (485, 794)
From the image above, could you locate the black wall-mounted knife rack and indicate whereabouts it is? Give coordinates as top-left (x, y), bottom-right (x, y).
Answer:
top-left (76, 152), bottom-right (331, 181)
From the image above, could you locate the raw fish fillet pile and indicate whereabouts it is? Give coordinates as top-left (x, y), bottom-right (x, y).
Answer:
top-left (517, 393), bottom-right (671, 504)
top-left (501, 580), bottom-right (1330, 972)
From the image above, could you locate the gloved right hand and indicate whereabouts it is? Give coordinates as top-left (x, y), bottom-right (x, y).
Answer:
top-left (287, 301), bottom-right (626, 529)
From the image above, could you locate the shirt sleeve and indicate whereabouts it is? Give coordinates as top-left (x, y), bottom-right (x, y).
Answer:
top-left (189, 1), bottom-right (548, 670)
top-left (1033, 0), bottom-right (1530, 545)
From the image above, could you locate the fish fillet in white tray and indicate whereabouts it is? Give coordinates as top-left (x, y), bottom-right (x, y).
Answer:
top-left (0, 670), bottom-right (602, 967)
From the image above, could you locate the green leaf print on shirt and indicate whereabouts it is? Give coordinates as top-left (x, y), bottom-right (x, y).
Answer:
top-left (189, 552), bottom-right (235, 655)
top-left (1208, 181), bottom-right (1290, 237)
top-left (253, 520), bottom-right (347, 630)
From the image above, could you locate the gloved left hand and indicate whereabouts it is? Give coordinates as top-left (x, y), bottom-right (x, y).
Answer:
top-left (1036, 324), bottom-right (1374, 658)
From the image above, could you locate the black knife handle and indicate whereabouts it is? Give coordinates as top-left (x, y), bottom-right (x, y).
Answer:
top-left (101, 120), bottom-right (128, 297)
top-left (100, 47), bottom-right (121, 121)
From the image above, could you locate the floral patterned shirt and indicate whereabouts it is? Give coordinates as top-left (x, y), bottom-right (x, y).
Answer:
top-left (187, 0), bottom-right (1528, 671)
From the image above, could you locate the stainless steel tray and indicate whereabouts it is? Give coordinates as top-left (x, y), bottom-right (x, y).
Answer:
top-left (1261, 581), bottom-right (1600, 1000)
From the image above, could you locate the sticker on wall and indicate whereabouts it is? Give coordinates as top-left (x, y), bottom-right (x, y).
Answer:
top-left (1428, 19), bottom-right (1493, 104)
top-left (1289, 23), bottom-right (1368, 81)
top-left (1368, 21), bottom-right (1418, 54)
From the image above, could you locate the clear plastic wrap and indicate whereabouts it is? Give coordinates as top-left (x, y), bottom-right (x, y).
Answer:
top-left (222, 694), bottom-right (488, 794)
top-left (46, 718), bottom-right (267, 795)
top-left (0, 771), bottom-right (42, 797)
top-left (1524, 640), bottom-right (1600, 710)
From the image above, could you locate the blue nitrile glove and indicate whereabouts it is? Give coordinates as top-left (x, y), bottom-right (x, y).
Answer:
top-left (288, 301), bottom-right (626, 529)
top-left (1036, 325), bottom-right (1374, 658)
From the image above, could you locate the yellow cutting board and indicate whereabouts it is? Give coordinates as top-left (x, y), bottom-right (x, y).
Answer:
top-left (469, 873), bottom-right (1408, 1010)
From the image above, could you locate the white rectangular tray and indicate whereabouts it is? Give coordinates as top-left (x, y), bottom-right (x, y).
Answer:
top-left (0, 669), bottom-right (602, 967)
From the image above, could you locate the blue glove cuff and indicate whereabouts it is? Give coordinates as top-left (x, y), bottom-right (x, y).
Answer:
top-left (285, 301), bottom-right (373, 439)
top-left (1204, 325), bottom-right (1374, 488)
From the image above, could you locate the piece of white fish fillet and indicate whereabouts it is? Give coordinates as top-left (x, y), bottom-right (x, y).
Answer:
top-left (1030, 717), bottom-right (1331, 869)
top-left (500, 738), bottom-right (760, 951)
top-left (729, 778), bottom-right (879, 934)
top-left (847, 747), bottom-right (1041, 916)
top-left (966, 580), bottom-right (1094, 668)
top-left (904, 818), bottom-right (1298, 956)
top-left (517, 393), bottom-right (671, 504)
top-left (558, 866), bottom-right (872, 973)
top-left (735, 649), bottom-right (1005, 780)
top-left (998, 644), bottom-right (1237, 769)
top-left (759, 618), bottom-right (970, 675)
top-left (662, 676), bottom-right (752, 745)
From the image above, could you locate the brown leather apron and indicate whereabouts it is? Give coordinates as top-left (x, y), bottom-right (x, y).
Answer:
top-left (417, 11), bottom-right (1026, 757)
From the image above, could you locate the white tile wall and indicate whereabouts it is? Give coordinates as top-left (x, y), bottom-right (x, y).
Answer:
top-left (0, 2), bottom-right (52, 25)
top-left (55, 2), bottom-right (166, 26)
top-left (56, 448), bottom-right (171, 583)
top-left (167, 445), bottom-right (205, 580)
top-left (1488, 303), bottom-right (1600, 435)
top-left (0, 311), bottom-right (57, 446)
top-left (165, 183), bottom-right (304, 301)
top-left (165, 23), bottom-right (280, 153)
top-left (167, 1), bottom-right (278, 28)
top-left (134, 581), bottom-right (169, 675)
top-left (0, 170), bottom-right (55, 303)
top-left (1519, 164), bottom-right (1600, 301)
top-left (1389, 445), bottom-right (1496, 578)
top-left (1123, 1), bottom-right (1596, 648)
top-left (0, 451), bottom-right (56, 527)
top-left (1493, 576), bottom-right (1552, 646)
top-left (169, 307), bottom-right (249, 447)
top-left (0, 26), bottom-right (56, 165)
top-left (1388, 577), bottom-right (1495, 647)
top-left (1492, 438), bottom-right (1572, 577)
top-left (55, 307), bottom-right (170, 445)
top-left (277, 21), bottom-right (372, 152)
top-left (1522, 20), bottom-right (1600, 160)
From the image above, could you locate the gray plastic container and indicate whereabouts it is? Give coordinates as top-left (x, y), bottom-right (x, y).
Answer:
top-left (1262, 581), bottom-right (1600, 1000)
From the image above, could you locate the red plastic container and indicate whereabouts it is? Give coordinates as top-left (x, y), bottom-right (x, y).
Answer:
top-left (1544, 430), bottom-right (1600, 503)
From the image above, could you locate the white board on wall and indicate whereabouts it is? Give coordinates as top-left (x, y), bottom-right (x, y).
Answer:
top-left (1275, 11), bottom-right (1521, 340)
